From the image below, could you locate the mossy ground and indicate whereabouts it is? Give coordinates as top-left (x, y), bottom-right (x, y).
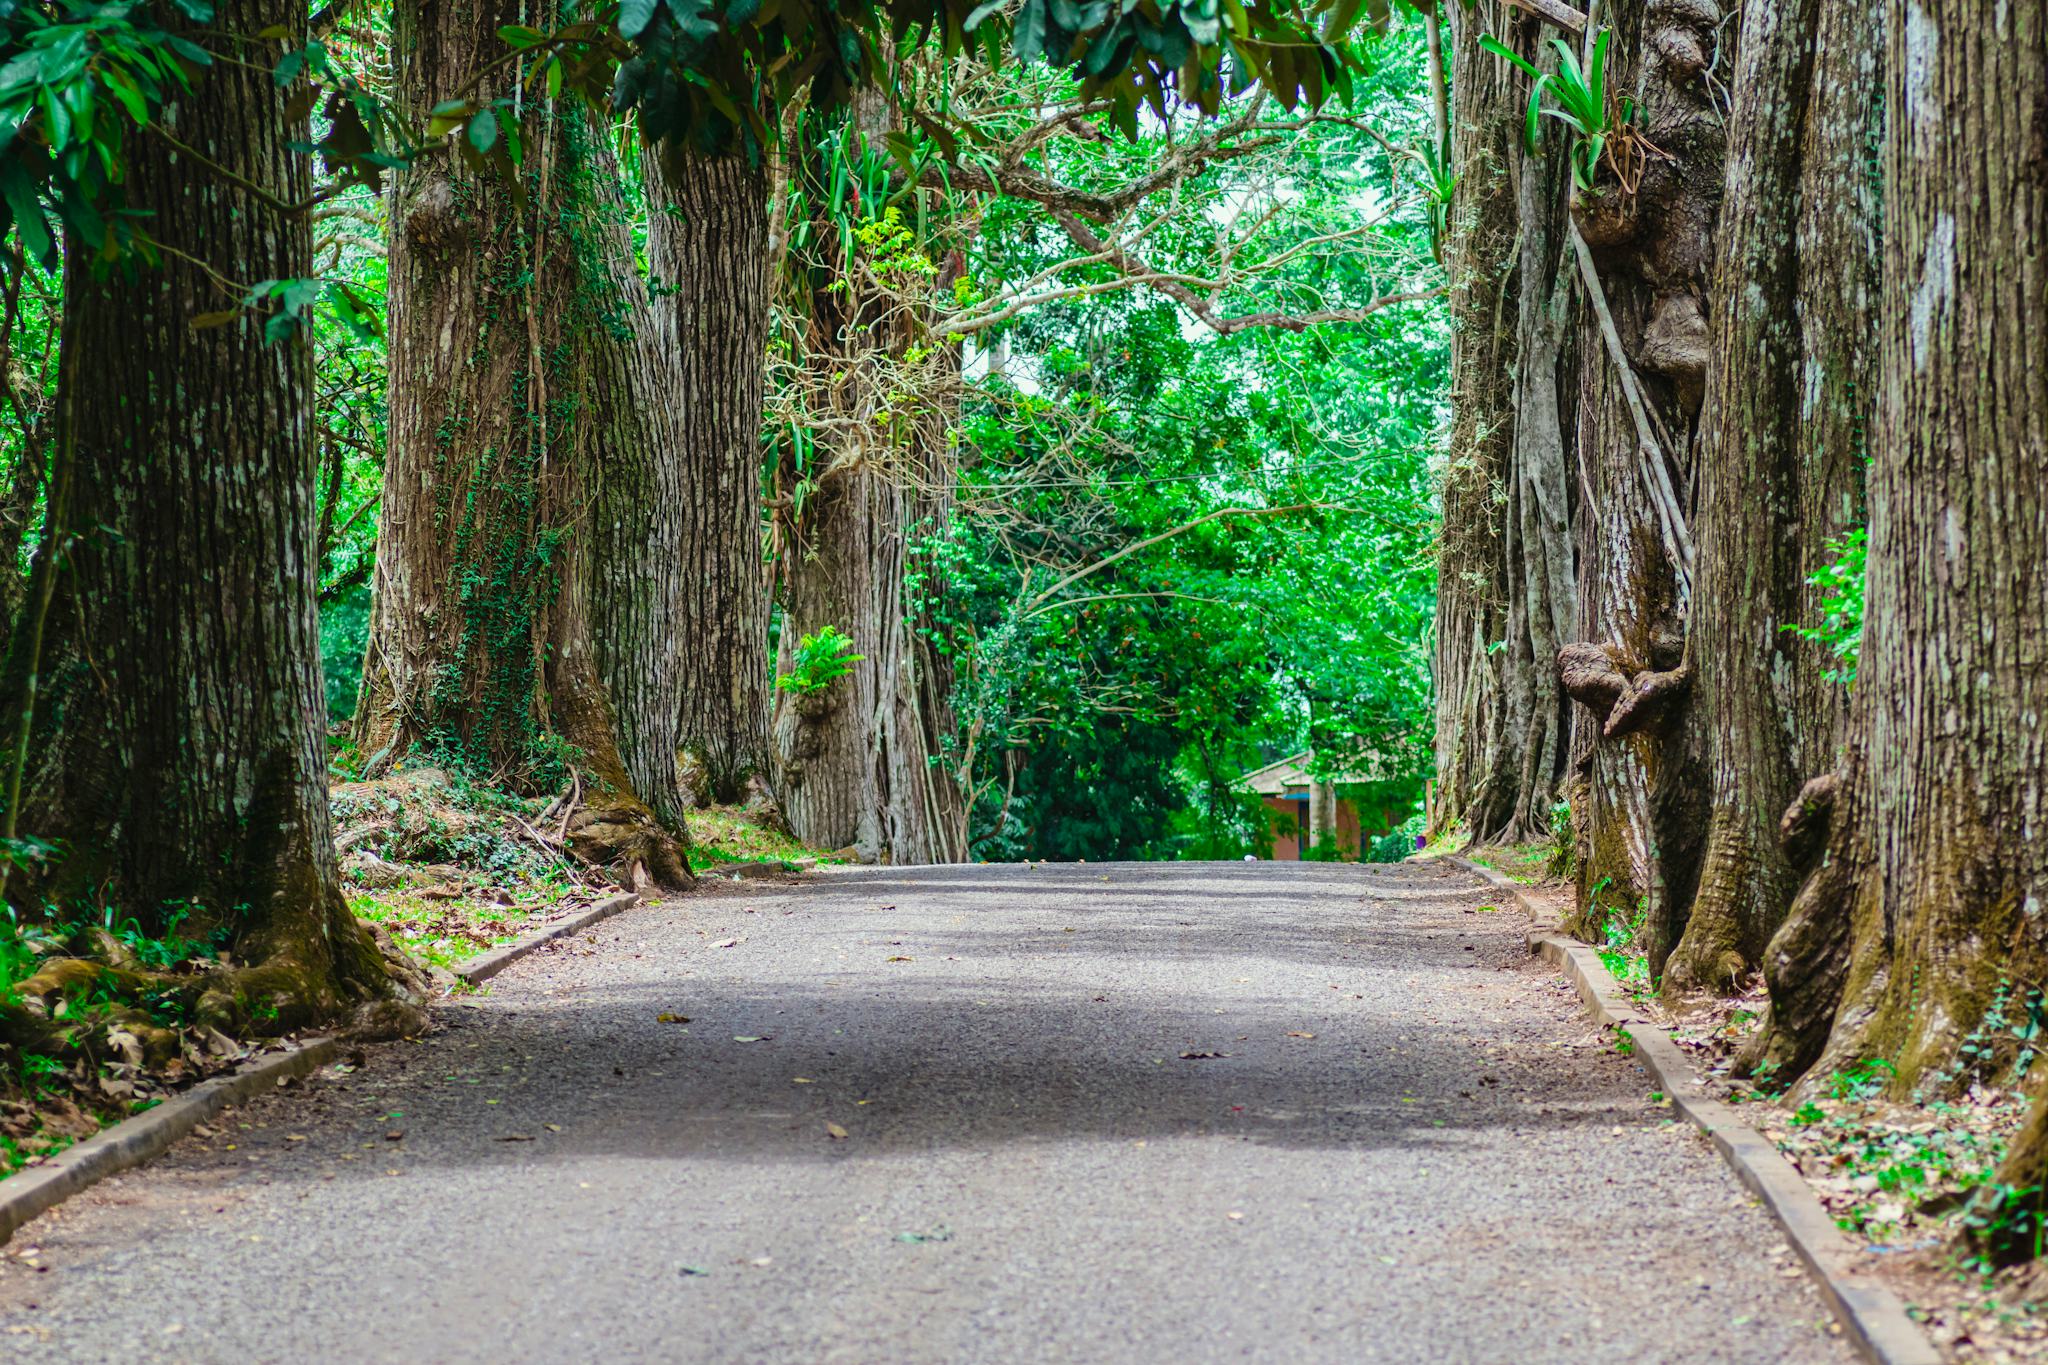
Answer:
top-left (684, 806), bottom-right (837, 874)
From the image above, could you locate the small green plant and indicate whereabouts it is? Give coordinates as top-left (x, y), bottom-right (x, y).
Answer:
top-left (1480, 29), bottom-right (1619, 191)
top-left (1785, 527), bottom-right (1865, 684)
top-left (1546, 798), bottom-right (1576, 877)
top-left (776, 625), bottom-right (864, 697)
top-left (1789, 1101), bottom-right (1827, 1128)
top-left (1961, 1182), bottom-right (2048, 1267)
top-left (1829, 1058), bottom-right (1898, 1102)
top-left (1733, 1058), bottom-right (1788, 1103)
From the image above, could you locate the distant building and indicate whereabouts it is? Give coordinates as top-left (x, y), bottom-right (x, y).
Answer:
top-left (1235, 751), bottom-right (1406, 861)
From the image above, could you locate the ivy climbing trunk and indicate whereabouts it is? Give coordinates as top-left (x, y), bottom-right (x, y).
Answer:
top-left (1662, 0), bottom-right (1873, 994)
top-left (0, 0), bottom-right (412, 1028)
top-left (644, 147), bottom-right (773, 804)
top-left (1753, 0), bottom-right (2048, 1110)
top-left (355, 0), bottom-right (692, 887)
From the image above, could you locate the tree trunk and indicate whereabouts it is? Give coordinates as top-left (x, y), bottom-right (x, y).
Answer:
top-left (1549, 0), bottom-right (1723, 974)
top-left (768, 102), bottom-right (967, 865)
top-left (770, 390), bottom-right (966, 864)
top-left (1755, 0), bottom-right (2048, 1102)
top-left (644, 147), bottom-right (773, 804)
top-left (1662, 0), bottom-right (1871, 994)
top-left (1431, 1), bottom-right (1542, 844)
top-left (355, 0), bottom-right (691, 886)
top-left (0, 0), bottom-right (411, 1028)
top-left (1308, 778), bottom-right (1338, 857)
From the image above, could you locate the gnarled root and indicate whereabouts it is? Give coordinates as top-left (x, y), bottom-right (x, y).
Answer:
top-left (567, 800), bottom-right (693, 892)
top-left (1604, 663), bottom-right (1692, 739)
top-left (1557, 642), bottom-right (1693, 740)
top-left (1735, 848), bottom-right (1858, 1079)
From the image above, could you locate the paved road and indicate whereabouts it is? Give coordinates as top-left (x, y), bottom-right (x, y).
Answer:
top-left (0, 861), bottom-right (1848, 1363)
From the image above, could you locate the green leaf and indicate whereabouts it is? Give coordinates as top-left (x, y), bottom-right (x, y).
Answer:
top-left (468, 106), bottom-right (499, 154)
top-left (0, 165), bottom-right (51, 266)
top-left (1477, 34), bottom-right (1542, 82)
top-left (620, 0), bottom-right (662, 38)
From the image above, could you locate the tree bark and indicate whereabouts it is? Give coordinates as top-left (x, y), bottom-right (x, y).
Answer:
top-left (1663, 0), bottom-right (1869, 995)
top-left (355, 0), bottom-right (691, 886)
top-left (1548, 0), bottom-right (1723, 974)
top-left (768, 102), bottom-right (968, 865)
top-left (645, 147), bottom-right (773, 804)
top-left (1308, 777), bottom-right (1338, 856)
top-left (0, 0), bottom-right (412, 1027)
top-left (1755, 0), bottom-right (2048, 1102)
top-left (1431, 3), bottom-right (1570, 846)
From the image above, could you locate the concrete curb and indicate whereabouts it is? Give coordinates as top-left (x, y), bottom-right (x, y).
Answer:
top-left (454, 892), bottom-right (641, 986)
top-left (1448, 856), bottom-right (1941, 1365)
top-left (0, 1037), bottom-right (338, 1246)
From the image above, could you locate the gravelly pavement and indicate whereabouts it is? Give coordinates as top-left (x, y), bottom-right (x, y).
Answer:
top-left (0, 860), bottom-right (1850, 1363)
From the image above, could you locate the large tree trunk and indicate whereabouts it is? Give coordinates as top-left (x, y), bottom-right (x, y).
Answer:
top-left (0, 0), bottom-right (411, 1027)
top-left (1662, 0), bottom-right (1870, 994)
top-left (1541, 0), bottom-right (1722, 974)
top-left (770, 379), bottom-right (967, 864)
top-left (645, 148), bottom-right (773, 804)
top-left (1754, 0), bottom-right (2048, 1103)
top-left (1432, 2), bottom-right (1578, 847)
top-left (355, 0), bottom-right (691, 887)
top-left (1430, 1), bottom-right (1525, 842)
top-left (768, 104), bottom-right (967, 865)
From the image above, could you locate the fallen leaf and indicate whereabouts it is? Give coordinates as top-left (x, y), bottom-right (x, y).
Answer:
top-left (1225, 1211), bottom-right (1244, 1221)
top-left (385, 1130), bottom-right (404, 1141)
top-left (824, 1122), bottom-right (849, 1139)
top-left (679, 1265), bottom-right (711, 1277)
top-left (656, 1013), bottom-right (691, 1024)
top-left (749, 1256), bottom-right (773, 1267)
top-left (544, 1123), bottom-right (561, 1132)
top-left (1286, 1032), bottom-right (1317, 1040)
top-left (896, 1226), bottom-right (953, 1244)
top-left (496, 1134), bottom-right (534, 1142)
top-left (285, 1134), bottom-right (307, 1142)
top-left (732, 1035), bottom-right (769, 1044)
top-left (886, 955), bottom-right (913, 963)
top-left (791, 1077), bottom-right (815, 1084)
top-left (711, 938), bottom-right (740, 949)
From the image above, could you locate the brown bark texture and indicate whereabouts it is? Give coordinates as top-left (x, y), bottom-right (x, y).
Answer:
top-left (1663, 0), bottom-right (1870, 995)
top-left (1755, 0), bottom-right (2048, 1109)
top-left (770, 102), bottom-right (968, 864)
top-left (0, 1), bottom-right (407, 1022)
top-left (769, 340), bottom-right (968, 864)
top-left (354, 0), bottom-right (692, 886)
top-left (645, 147), bottom-right (773, 804)
top-left (1430, 2), bottom-right (1575, 847)
top-left (1540, 0), bottom-right (1719, 976)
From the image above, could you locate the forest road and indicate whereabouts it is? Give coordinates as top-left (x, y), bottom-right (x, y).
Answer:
top-left (0, 860), bottom-right (1851, 1364)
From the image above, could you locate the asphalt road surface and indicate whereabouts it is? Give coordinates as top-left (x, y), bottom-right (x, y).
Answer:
top-left (0, 860), bottom-right (1850, 1363)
